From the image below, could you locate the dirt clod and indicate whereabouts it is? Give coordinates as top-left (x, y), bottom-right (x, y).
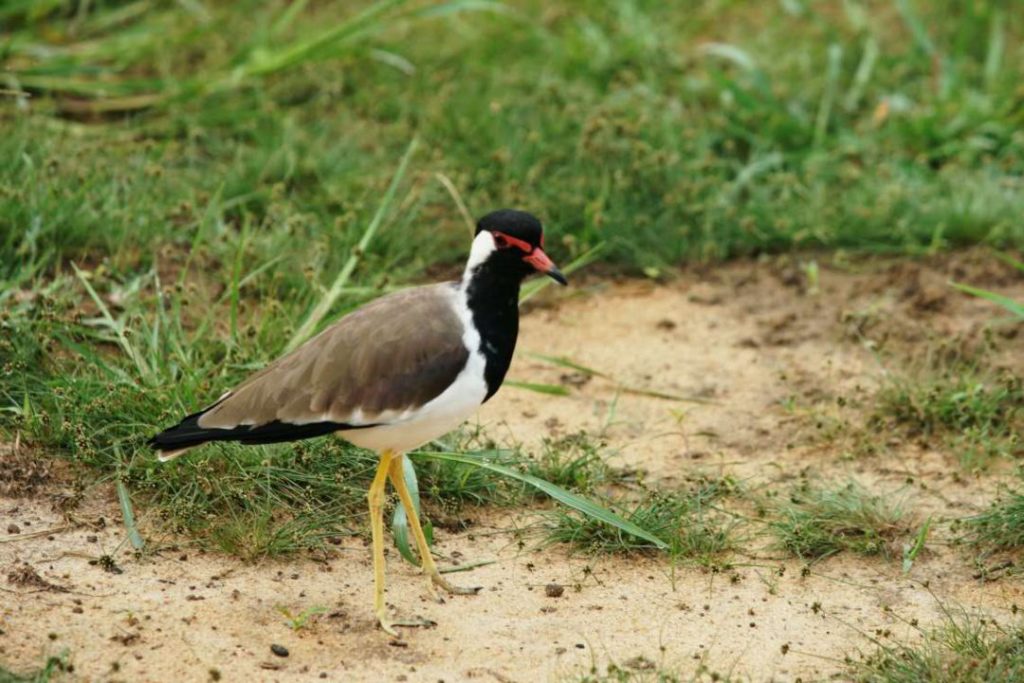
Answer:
top-left (111, 632), bottom-right (140, 646)
top-left (6, 563), bottom-right (66, 592)
top-left (544, 583), bottom-right (565, 598)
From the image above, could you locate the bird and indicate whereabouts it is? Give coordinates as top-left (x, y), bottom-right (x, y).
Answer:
top-left (147, 209), bottom-right (566, 635)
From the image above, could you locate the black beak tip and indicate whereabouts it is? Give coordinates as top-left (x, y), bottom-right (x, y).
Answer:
top-left (548, 267), bottom-right (568, 286)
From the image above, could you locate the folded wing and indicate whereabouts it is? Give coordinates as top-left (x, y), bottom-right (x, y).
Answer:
top-left (148, 283), bottom-right (469, 453)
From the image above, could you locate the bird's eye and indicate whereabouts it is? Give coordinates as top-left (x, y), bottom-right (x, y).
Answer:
top-left (493, 233), bottom-right (509, 248)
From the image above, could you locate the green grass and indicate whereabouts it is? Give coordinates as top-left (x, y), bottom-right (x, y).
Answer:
top-left (849, 608), bottom-right (1024, 682)
top-left (542, 476), bottom-right (738, 565)
top-left (961, 483), bottom-right (1024, 556)
top-left (874, 359), bottom-right (1024, 471)
top-left (3, 0), bottom-right (1024, 280)
top-left (2, 0), bottom-right (1023, 558)
top-left (521, 431), bottom-right (624, 496)
top-left (0, 654), bottom-right (70, 683)
top-left (952, 252), bottom-right (1024, 321)
top-left (770, 481), bottom-right (910, 561)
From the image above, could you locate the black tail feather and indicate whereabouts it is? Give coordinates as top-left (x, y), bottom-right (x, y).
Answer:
top-left (148, 409), bottom-right (369, 453)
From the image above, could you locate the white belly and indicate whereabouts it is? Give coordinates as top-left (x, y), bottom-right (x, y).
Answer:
top-left (337, 348), bottom-right (488, 454)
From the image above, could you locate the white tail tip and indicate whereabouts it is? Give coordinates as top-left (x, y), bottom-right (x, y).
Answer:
top-left (156, 447), bottom-right (192, 462)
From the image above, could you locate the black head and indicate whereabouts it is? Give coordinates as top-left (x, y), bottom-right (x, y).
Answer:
top-left (473, 209), bottom-right (566, 285)
top-left (476, 209), bottom-right (544, 247)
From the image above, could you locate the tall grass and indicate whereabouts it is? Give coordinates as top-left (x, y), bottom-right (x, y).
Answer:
top-left (3, 1), bottom-right (1023, 278)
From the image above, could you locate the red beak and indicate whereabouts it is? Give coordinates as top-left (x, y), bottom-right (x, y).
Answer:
top-left (524, 248), bottom-right (567, 285)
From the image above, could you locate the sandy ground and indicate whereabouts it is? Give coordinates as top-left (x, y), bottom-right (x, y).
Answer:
top-left (3, 254), bottom-right (1024, 682)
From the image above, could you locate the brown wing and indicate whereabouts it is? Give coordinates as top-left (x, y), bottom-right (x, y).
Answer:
top-left (197, 283), bottom-right (469, 430)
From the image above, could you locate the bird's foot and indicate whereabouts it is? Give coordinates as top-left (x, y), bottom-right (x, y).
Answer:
top-left (377, 610), bottom-right (399, 637)
top-left (377, 609), bottom-right (436, 637)
top-left (428, 570), bottom-right (481, 600)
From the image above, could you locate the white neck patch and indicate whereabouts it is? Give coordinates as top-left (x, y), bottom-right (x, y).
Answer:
top-left (462, 231), bottom-right (496, 285)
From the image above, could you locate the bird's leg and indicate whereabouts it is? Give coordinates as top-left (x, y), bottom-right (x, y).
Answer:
top-left (369, 450), bottom-right (435, 635)
top-left (368, 450), bottom-right (398, 635)
top-left (387, 453), bottom-right (481, 601)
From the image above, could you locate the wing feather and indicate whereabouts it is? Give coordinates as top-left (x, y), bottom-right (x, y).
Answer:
top-left (198, 283), bottom-right (469, 430)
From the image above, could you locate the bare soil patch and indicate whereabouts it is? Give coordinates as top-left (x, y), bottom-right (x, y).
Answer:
top-left (3, 254), bottom-right (1023, 682)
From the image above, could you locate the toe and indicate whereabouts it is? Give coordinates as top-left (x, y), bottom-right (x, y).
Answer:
top-left (377, 612), bottom-right (399, 637)
top-left (432, 573), bottom-right (482, 595)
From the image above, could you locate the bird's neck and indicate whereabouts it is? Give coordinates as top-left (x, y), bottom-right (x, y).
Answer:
top-left (461, 261), bottom-right (522, 402)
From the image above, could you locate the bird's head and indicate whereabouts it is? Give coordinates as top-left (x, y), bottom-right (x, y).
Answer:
top-left (468, 209), bottom-right (567, 285)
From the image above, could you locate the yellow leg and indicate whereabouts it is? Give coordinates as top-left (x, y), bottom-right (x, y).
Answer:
top-left (387, 453), bottom-right (481, 599)
top-left (368, 450), bottom-right (397, 635)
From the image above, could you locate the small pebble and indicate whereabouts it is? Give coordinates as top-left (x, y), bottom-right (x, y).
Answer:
top-left (270, 644), bottom-right (289, 658)
top-left (7, 524), bottom-right (20, 534)
top-left (544, 583), bottom-right (564, 598)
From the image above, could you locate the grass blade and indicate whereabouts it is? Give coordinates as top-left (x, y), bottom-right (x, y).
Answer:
top-left (814, 43), bottom-right (843, 147)
top-left (984, 9), bottom-right (1004, 91)
top-left (438, 559), bottom-right (496, 574)
top-left (434, 172), bottom-right (476, 238)
top-left (285, 136), bottom-right (419, 352)
top-left (526, 352), bottom-right (610, 379)
top-left (844, 34), bottom-right (878, 110)
top-left (618, 386), bottom-right (715, 403)
top-left (230, 0), bottom-right (408, 81)
top-left (526, 353), bottom-right (716, 404)
top-left (504, 380), bottom-right (570, 396)
top-left (71, 262), bottom-right (151, 384)
top-left (950, 281), bottom-right (1024, 320)
top-left (271, 0), bottom-right (312, 36)
top-left (410, 0), bottom-right (514, 20)
top-left (993, 252), bottom-right (1024, 273)
top-left (409, 450), bottom-right (669, 550)
top-left (902, 515), bottom-right (931, 574)
top-left (893, 0), bottom-right (937, 57)
top-left (116, 477), bottom-right (145, 551)
top-left (391, 454), bottom-right (432, 566)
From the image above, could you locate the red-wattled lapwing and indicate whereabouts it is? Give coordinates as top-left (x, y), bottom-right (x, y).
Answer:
top-left (148, 209), bottom-right (566, 634)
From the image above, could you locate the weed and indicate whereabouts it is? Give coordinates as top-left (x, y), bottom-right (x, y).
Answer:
top-left (961, 485), bottom-right (1024, 555)
top-left (849, 608), bottom-right (1024, 681)
top-left (952, 252), bottom-right (1024, 322)
top-left (276, 605), bottom-right (328, 632)
top-left (415, 446), bottom-right (520, 512)
top-left (875, 360), bottom-right (1024, 471)
top-left (521, 432), bottom-right (622, 496)
top-left (880, 370), bottom-right (1022, 436)
top-left (770, 481), bottom-right (910, 561)
top-left (415, 429), bottom-right (628, 517)
top-left (0, 652), bottom-right (71, 682)
top-left (543, 476), bottom-right (738, 565)
top-left (902, 517), bottom-right (932, 574)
